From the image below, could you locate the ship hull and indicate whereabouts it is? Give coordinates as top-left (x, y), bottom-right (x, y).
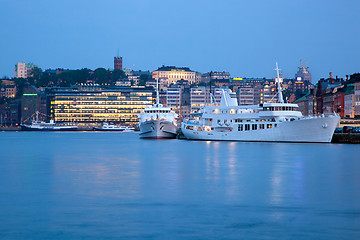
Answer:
top-left (21, 125), bottom-right (78, 131)
top-left (181, 115), bottom-right (340, 143)
top-left (139, 120), bottom-right (177, 139)
top-left (93, 127), bottom-right (124, 131)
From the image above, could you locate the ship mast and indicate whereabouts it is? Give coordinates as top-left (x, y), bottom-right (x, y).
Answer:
top-left (156, 72), bottom-right (160, 105)
top-left (275, 62), bottom-right (284, 103)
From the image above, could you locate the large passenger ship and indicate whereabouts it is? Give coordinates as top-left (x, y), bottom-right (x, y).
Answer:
top-left (181, 64), bottom-right (340, 143)
top-left (137, 75), bottom-right (178, 139)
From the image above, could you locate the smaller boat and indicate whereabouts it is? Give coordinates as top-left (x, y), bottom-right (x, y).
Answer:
top-left (93, 122), bottom-right (135, 132)
top-left (21, 112), bottom-right (78, 131)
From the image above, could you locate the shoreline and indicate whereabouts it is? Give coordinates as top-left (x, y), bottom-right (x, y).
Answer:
top-left (1, 127), bottom-right (359, 144)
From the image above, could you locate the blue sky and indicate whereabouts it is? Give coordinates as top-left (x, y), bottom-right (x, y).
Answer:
top-left (1, 0), bottom-right (359, 81)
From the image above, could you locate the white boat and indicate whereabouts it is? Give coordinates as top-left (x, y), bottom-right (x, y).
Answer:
top-left (21, 112), bottom-right (78, 131)
top-left (137, 74), bottom-right (178, 139)
top-left (93, 122), bottom-right (135, 132)
top-left (121, 126), bottom-right (135, 132)
top-left (181, 63), bottom-right (340, 143)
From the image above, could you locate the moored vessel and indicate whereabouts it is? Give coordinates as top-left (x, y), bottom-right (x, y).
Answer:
top-left (21, 112), bottom-right (78, 131)
top-left (181, 63), bottom-right (340, 143)
top-left (93, 122), bottom-right (135, 132)
top-left (137, 74), bottom-right (178, 139)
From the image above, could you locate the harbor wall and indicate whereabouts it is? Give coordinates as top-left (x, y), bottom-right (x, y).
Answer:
top-left (332, 133), bottom-right (360, 144)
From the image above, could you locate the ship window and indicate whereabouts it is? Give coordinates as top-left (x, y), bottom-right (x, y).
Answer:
top-left (252, 124), bottom-right (257, 130)
top-left (282, 107), bottom-right (286, 111)
top-left (245, 124), bottom-right (250, 131)
top-left (238, 124), bottom-right (243, 131)
top-left (275, 124), bottom-right (277, 127)
top-left (259, 124), bottom-right (264, 129)
top-left (267, 124), bottom-right (272, 128)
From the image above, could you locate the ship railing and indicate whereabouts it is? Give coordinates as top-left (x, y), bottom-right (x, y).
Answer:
top-left (303, 112), bottom-right (339, 120)
top-left (183, 118), bottom-right (198, 125)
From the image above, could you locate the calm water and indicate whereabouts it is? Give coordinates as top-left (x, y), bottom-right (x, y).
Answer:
top-left (0, 132), bottom-right (359, 239)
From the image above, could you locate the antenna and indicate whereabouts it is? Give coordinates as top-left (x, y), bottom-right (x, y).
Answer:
top-left (274, 62), bottom-right (284, 103)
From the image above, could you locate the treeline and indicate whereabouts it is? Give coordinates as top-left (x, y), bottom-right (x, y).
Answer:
top-left (26, 67), bottom-right (127, 87)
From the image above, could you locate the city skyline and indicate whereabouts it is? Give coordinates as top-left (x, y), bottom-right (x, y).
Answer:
top-left (1, 0), bottom-right (359, 80)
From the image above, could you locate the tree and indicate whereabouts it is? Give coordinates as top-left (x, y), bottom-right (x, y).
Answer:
top-left (94, 68), bottom-right (110, 85)
top-left (14, 78), bottom-right (27, 99)
top-left (110, 69), bottom-right (126, 84)
top-left (138, 74), bottom-right (150, 86)
top-left (31, 66), bottom-right (43, 81)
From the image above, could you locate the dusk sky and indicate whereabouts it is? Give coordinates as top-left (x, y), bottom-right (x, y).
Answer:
top-left (1, 0), bottom-right (359, 81)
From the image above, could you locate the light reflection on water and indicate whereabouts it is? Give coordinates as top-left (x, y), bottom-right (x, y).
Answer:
top-left (0, 132), bottom-right (360, 239)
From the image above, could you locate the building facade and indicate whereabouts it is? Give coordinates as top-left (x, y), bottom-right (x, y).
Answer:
top-left (114, 57), bottom-right (123, 71)
top-left (295, 66), bottom-right (312, 83)
top-left (354, 82), bottom-right (360, 118)
top-left (237, 87), bottom-right (254, 105)
top-left (0, 85), bottom-right (17, 98)
top-left (21, 84), bottom-right (46, 122)
top-left (344, 85), bottom-right (354, 118)
top-left (47, 86), bottom-right (153, 125)
top-left (166, 80), bottom-right (190, 118)
top-left (201, 71), bottom-right (231, 83)
top-left (15, 63), bottom-right (27, 78)
top-left (190, 87), bottom-right (221, 113)
top-left (152, 66), bottom-right (196, 85)
top-left (166, 87), bottom-right (181, 113)
top-left (15, 62), bottom-right (36, 78)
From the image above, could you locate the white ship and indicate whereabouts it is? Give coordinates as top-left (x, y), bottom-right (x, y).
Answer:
top-left (93, 122), bottom-right (135, 132)
top-left (138, 74), bottom-right (178, 139)
top-left (181, 63), bottom-right (340, 143)
top-left (21, 112), bottom-right (78, 131)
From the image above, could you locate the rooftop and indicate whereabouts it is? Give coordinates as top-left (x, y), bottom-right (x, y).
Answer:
top-left (155, 65), bottom-right (194, 72)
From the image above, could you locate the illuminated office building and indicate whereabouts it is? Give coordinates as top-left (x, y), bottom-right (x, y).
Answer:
top-left (47, 86), bottom-right (153, 125)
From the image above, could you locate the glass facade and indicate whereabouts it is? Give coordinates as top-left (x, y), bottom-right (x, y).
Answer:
top-left (48, 87), bottom-right (153, 125)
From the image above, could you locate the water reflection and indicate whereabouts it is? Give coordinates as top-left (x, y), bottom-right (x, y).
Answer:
top-left (1, 133), bottom-right (360, 239)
